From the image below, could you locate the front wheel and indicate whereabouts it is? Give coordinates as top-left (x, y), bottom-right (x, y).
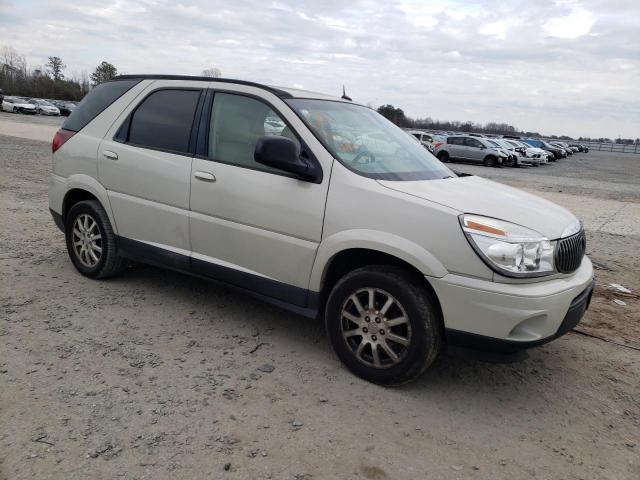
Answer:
top-left (503, 156), bottom-right (515, 167)
top-left (325, 266), bottom-right (442, 386)
top-left (65, 200), bottom-right (126, 279)
top-left (437, 151), bottom-right (449, 163)
top-left (483, 155), bottom-right (497, 167)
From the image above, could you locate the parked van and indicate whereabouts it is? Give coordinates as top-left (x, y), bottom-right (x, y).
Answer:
top-left (49, 76), bottom-right (594, 385)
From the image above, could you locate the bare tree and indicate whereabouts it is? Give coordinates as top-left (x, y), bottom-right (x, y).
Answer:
top-left (47, 56), bottom-right (66, 80)
top-left (201, 67), bottom-right (222, 78)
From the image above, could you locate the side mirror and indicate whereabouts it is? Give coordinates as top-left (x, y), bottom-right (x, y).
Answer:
top-left (254, 136), bottom-right (320, 182)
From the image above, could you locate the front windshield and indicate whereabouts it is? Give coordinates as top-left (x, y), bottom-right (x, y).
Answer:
top-left (37, 100), bottom-right (53, 106)
top-left (286, 99), bottom-right (455, 181)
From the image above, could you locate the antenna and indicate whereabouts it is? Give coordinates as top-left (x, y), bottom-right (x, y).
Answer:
top-left (341, 85), bottom-right (352, 101)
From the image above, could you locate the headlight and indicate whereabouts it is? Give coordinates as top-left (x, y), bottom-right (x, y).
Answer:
top-left (460, 214), bottom-right (555, 277)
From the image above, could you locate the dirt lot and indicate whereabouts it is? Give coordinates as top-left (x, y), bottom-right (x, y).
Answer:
top-left (1, 113), bottom-right (639, 480)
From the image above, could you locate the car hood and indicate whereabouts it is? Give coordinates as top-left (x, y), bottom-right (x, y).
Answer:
top-left (378, 175), bottom-right (578, 239)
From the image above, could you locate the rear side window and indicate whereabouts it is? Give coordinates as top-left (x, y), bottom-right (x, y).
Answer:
top-left (447, 137), bottom-right (464, 145)
top-left (63, 79), bottom-right (139, 132)
top-left (127, 89), bottom-right (201, 154)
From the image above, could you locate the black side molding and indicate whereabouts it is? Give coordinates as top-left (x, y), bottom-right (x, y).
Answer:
top-left (115, 236), bottom-right (318, 318)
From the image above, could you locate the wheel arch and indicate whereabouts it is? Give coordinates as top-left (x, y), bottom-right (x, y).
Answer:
top-left (61, 175), bottom-right (118, 234)
top-left (310, 230), bottom-right (447, 312)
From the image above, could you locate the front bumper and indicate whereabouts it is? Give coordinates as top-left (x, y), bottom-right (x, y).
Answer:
top-left (429, 257), bottom-right (594, 356)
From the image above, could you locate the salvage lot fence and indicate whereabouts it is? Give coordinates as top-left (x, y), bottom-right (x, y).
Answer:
top-left (551, 140), bottom-right (640, 155)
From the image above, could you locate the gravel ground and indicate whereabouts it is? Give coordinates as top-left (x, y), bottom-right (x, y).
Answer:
top-left (1, 118), bottom-right (639, 480)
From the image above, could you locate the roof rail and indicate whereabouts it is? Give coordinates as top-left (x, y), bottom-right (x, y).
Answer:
top-left (112, 74), bottom-right (294, 99)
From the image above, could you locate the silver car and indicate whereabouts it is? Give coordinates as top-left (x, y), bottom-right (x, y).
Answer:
top-left (434, 135), bottom-right (507, 167)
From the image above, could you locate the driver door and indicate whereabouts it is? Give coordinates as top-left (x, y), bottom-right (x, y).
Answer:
top-left (189, 90), bottom-right (330, 305)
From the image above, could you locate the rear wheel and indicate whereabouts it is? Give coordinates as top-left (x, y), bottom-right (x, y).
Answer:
top-left (65, 200), bottom-right (126, 279)
top-left (325, 265), bottom-right (442, 386)
top-left (437, 151), bottom-right (449, 163)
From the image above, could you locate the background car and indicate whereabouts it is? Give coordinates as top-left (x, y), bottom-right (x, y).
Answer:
top-left (51, 100), bottom-right (77, 117)
top-left (435, 135), bottom-right (507, 167)
top-left (406, 130), bottom-right (437, 153)
top-left (506, 140), bottom-right (549, 164)
top-left (1, 96), bottom-right (37, 114)
top-left (28, 98), bottom-right (60, 115)
top-left (522, 139), bottom-right (564, 160)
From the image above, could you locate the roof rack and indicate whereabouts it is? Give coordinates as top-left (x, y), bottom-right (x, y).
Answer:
top-left (112, 74), bottom-right (294, 99)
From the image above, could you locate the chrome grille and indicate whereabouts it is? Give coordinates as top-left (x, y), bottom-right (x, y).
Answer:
top-left (555, 230), bottom-right (586, 273)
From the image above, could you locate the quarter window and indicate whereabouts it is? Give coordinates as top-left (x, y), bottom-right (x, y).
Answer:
top-left (208, 93), bottom-right (299, 171)
top-left (127, 89), bottom-right (201, 154)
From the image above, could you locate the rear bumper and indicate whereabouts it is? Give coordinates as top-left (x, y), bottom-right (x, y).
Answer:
top-left (50, 208), bottom-right (64, 232)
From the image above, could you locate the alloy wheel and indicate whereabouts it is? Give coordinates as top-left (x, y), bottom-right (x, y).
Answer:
top-left (71, 213), bottom-right (103, 268)
top-left (340, 288), bottom-right (412, 369)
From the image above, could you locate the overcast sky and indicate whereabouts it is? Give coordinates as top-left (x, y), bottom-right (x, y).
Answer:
top-left (1, 0), bottom-right (638, 138)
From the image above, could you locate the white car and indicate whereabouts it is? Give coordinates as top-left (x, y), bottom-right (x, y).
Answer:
top-left (508, 140), bottom-right (551, 164)
top-left (48, 75), bottom-right (594, 385)
top-left (29, 98), bottom-right (60, 115)
top-left (2, 96), bottom-right (37, 114)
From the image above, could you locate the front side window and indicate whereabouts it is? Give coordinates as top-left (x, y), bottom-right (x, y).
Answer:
top-left (465, 138), bottom-right (483, 148)
top-left (208, 92), bottom-right (299, 171)
top-left (128, 89), bottom-right (201, 154)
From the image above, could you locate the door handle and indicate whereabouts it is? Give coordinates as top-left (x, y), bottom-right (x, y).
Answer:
top-left (103, 150), bottom-right (118, 160)
top-left (194, 171), bottom-right (216, 182)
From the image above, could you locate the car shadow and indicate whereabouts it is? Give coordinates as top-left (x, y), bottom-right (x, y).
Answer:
top-left (114, 261), bottom-right (583, 410)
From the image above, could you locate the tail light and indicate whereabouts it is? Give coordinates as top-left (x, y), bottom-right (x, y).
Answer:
top-left (434, 142), bottom-right (443, 148)
top-left (52, 129), bottom-right (75, 153)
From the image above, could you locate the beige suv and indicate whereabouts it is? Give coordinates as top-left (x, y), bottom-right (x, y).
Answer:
top-left (49, 75), bottom-right (594, 385)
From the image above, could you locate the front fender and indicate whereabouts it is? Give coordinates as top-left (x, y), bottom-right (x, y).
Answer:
top-left (309, 229), bottom-right (448, 292)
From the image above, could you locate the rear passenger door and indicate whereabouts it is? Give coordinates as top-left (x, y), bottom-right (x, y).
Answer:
top-left (447, 137), bottom-right (466, 159)
top-left (98, 81), bottom-right (207, 262)
top-left (189, 89), bottom-right (330, 306)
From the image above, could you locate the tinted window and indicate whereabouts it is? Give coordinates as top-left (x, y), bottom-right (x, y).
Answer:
top-left (448, 137), bottom-right (464, 145)
top-left (467, 138), bottom-right (484, 148)
top-left (63, 79), bottom-right (139, 132)
top-left (128, 89), bottom-right (201, 154)
top-left (208, 93), bottom-right (299, 172)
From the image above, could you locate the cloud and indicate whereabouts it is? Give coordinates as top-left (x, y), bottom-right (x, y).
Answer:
top-left (0, 0), bottom-right (638, 138)
top-left (543, 2), bottom-right (596, 39)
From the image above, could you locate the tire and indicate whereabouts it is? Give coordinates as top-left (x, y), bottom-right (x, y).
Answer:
top-left (65, 200), bottom-right (126, 279)
top-left (503, 156), bottom-right (515, 168)
top-left (37, 108), bottom-right (42, 115)
top-left (325, 265), bottom-right (442, 386)
top-left (483, 155), bottom-right (497, 167)
top-left (437, 151), bottom-right (449, 163)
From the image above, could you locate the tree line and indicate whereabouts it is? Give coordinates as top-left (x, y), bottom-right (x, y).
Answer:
top-left (376, 103), bottom-right (639, 144)
top-left (0, 45), bottom-right (119, 101)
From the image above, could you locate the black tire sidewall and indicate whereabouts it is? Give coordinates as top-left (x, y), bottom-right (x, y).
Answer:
top-left (325, 267), bottom-right (441, 385)
top-left (65, 202), bottom-right (110, 277)
top-left (437, 151), bottom-right (449, 162)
